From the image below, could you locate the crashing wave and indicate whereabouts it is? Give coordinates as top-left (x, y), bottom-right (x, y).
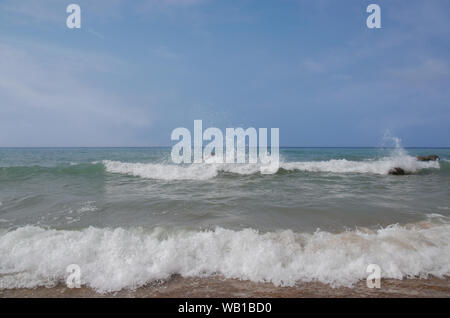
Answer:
top-left (0, 217), bottom-right (449, 292)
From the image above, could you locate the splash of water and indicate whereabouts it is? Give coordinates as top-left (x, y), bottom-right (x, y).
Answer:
top-left (382, 130), bottom-right (407, 157)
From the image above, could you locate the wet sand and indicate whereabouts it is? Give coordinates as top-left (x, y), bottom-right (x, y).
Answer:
top-left (1, 276), bottom-right (449, 298)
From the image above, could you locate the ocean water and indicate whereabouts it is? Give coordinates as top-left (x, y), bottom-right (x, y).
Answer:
top-left (0, 146), bottom-right (449, 292)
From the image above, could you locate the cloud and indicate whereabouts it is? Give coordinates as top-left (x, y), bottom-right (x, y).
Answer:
top-left (151, 46), bottom-right (183, 60)
top-left (302, 59), bottom-right (325, 73)
top-left (390, 59), bottom-right (450, 82)
top-left (87, 28), bottom-right (106, 40)
top-left (0, 0), bottom-right (207, 25)
top-left (0, 41), bottom-right (153, 146)
top-left (0, 0), bottom-right (62, 23)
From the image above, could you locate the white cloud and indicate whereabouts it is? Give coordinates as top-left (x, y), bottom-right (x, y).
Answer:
top-left (0, 41), bottom-right (153, 146)
top-left (0, 0), bottom-right (207, 25)
top-left (390, 59), bottom-right (450, 82)
top-left (302, 59), bottom-right (325, 73)
top-left (151, 46), bottom-right (183, 60)
top-left (0, 0), bottom-right (62, 23)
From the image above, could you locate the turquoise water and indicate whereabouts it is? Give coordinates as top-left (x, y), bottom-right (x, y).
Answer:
top-left (0, 147), bottom-right (449, 291)
top-left (1, 147), bottom-right (449, 232)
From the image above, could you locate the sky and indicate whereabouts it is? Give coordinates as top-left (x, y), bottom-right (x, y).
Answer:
top-left (0, 0), bottom-right (449, 147)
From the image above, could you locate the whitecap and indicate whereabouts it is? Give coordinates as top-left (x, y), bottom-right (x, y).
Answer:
top-left (102, 155), bottom-right (440, 181)
top-left (1, 222), bottom-right (449, 292)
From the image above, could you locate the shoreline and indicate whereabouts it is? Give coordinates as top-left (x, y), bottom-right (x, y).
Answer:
top-left (1, 276), bottom-right (449, 298)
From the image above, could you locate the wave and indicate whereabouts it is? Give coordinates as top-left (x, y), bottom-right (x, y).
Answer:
top-left (282, 156), bottom-right (440, 175)
top-left (0, 155), bottom-right (442, 182)
top-left (0, 162), bottom-right (105, 180)
top-left (102, 160), bottom-right (261, 181)
top-left (0, 217), bottom-right (449, 292)
top-left (102, 156), bottom-right (440, 181)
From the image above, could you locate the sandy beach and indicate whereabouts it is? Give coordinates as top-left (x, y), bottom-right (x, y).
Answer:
top-left (1, 276), bottom-right (449, 298)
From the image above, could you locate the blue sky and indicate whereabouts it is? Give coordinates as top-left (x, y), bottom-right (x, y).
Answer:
top-left (0, 0), bottom-right (449, 147)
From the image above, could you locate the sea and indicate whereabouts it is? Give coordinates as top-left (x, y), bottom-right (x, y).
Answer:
top-left (0, 145), bottom-right (449, 295)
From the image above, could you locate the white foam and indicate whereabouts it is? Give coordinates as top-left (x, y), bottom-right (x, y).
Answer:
top-left (0, 222), bottom-right (449, 292)
top-left (102, 160), bottom-right (260, 181)
top-left (282, 155), bottom-right (439, 175)
top-left (102, 156), bottom-right (439, 181)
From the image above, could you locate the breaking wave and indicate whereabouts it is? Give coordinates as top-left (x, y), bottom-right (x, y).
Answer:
top-left (281, 155), bottom-right (439, 175)
top-left (102, 155), bottom-right (440, 181)
top-left (102, 160), bottom-right (261, 180)
top-left (0, 154), bottom-right (443, 182)
top-left (0, 216), bottom-right (449, 292)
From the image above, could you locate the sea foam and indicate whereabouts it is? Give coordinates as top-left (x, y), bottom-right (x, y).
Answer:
top-left (282, 155), bottom-right (439, 175)
top-left (102, 160), bottom-right (261, 180)
top-left (1, 218), bottom-right (449, 292)
top-left (102, 155), bottom-right (440, 181)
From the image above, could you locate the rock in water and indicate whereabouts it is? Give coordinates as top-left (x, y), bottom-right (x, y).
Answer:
top-left (389, 167), bottom-right (406, 175)
top-left (417, 155), bottom-right (440, 161)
